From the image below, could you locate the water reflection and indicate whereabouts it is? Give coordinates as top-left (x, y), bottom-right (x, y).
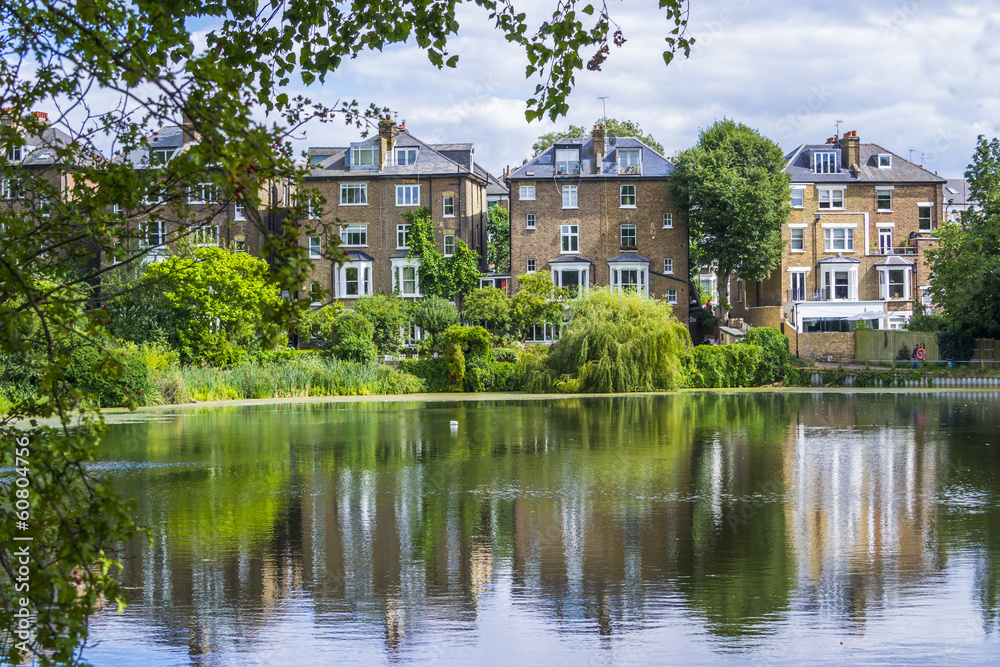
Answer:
top-left (86, 393), bottom-right (1000, 665)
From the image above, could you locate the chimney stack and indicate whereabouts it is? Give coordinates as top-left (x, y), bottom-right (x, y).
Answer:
top-left (378, 116), bottom-right (398, 168)
top-left (840, 130), bottom-right (860, 169)
top-left (592, 124), bottom-right (606, 165)
top-left (182, 113), bottom-right (200, 144)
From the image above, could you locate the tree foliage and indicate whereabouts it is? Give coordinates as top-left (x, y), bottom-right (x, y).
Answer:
top-left (412, 296), bottom-right (460, 339)
top-left (486, 205), bottom-right (511, 274)
top-left (463, 286), bottom-right (512, 333)
top-left (669, 119), bottom-right (791, 319)
top-left (927, 135), bottom-right (1000, 338)
top-left (511, 272), bottom-right (567, 338)
top-left (532, 117), bottom-right (666, 155)
top-left (406, 207), bottom-right (481, 300)
top-left (354, 294), bottom-right (410, 355)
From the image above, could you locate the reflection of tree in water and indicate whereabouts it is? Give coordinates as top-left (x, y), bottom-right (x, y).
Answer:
top-left (93, 393), bottom-right (1000, 659)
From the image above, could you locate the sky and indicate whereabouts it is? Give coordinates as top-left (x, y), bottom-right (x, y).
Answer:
top-left (271, 0), bottom-right (1000, 179)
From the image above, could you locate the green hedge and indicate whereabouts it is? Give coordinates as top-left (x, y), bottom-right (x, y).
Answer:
top-left (687, 344), bottom-right (763, 388)
top-left (402, 357), bottom-right (522, 393)
top-left (742, 327), bottom-right (789, 385)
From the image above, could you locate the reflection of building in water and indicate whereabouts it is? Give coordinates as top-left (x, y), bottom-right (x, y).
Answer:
top-left (785, 419), bottom-right (944, 626)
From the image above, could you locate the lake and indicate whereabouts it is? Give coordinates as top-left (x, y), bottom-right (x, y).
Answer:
top-left (83, 391), bottom-right (1000, 665)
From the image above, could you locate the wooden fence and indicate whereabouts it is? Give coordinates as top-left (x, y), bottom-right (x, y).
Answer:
top-left (972, 339), bottom-right (1000, 367)
top-left (855, 330), bottom-right (940, 362)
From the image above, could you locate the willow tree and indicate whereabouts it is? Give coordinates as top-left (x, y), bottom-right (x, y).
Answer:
top-left (0, 1), bottom-right (692, 662)
top-left (669, 119), bottom-right (791, 320)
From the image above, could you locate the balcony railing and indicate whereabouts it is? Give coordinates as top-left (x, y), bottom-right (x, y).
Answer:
top-left (788, 289), bottom-right (856, 302)
top-left (617, 164), bottom-right (641, 175)
top-left (871, 246), bottom-right (917, 256)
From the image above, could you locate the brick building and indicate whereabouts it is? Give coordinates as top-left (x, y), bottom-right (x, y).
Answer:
top-left (303, 118), bottom-right (491, 304)
top-left (730, 131), bottom-right (946, 331)
top-left (506, 124), bottom-right (689, 320)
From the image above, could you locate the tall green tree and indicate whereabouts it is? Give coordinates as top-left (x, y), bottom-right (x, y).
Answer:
top-left (669, 119), bottom-right (791, 320)
top-left (406, 207), bottom-right (481, 300)
top-left (0, 1), bottom-right (692, 662)
top-left (532, 117), bottom-right (666, 155)
top-left (486, 205), bottom-right (511, 274)
top-left (927, 135), bottom-right (1000, 338)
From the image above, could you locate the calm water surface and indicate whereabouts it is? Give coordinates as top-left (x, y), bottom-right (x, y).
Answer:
top-left (83, 392), bottom-right (1000, 665)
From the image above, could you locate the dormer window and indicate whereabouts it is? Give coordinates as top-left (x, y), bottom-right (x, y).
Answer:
top-left (813, 151), bottom-right (838, 174)
top-left (350, 144), bottom-right (378, 170)
top-left (878, 153), bottom-right (892, 168)
top-left (617, 149), bottom-right (640, 175)
top-left (150, 148), bottom-right (174, 165)
top-left (395, 147), bottom-right (417, 165)
top-left (8, 146), bottom-right (21, 161)
top-left (555, 148), bottom-right (581, 175)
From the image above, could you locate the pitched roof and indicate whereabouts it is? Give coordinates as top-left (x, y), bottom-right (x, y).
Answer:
top-left (508, 136), bottom-right (674, 180)
top-left (944, 178), bottom-right (976, 206)
top-left (786, 141), bottom-right (945, 184)
top-left (13, 126), bottom-right (79, 167)
top-left (306, 130), bottom-right (486, 180)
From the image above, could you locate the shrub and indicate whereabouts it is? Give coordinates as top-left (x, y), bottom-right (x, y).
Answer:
top-left (64, 341), bottom-right (153, 407)
top-left (329, 310), bottom-right (377, 363)
top-left (533, 288), bottom-right (690, 392)
top-left (412, 295), bottom-right (459, 340)
top-left (895, 344), bottom-right (911, 362)
top-left (938, 324), bottom-right (975, 361)
top-left (743, 327), bottom-right (789, 385)
top-left (463, 287), bottom-right (511, 332)
top-left (355, 294), bottom-right (409, 354)
top-left (687, 344), bottom-right (763, 388)
top-left (299, 303), bottom-right (346, 348)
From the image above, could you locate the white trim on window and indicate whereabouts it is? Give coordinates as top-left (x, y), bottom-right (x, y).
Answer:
top-left (342, 223), bottom-right (367, 247)
top-left (620, 184), bottom-right (636, 208)
top-left (662, 212), bottom-right (673, 229)
top-left (396, 184), bottom-right (420, 206)
top-left (309, 235), bottom-right (322, 259)
top-left (663, 257), bottom-right (674, 274)
top-left (391, 257), bottom-right (422, 298)
top-left (519, 185), bottom-right (535, 200)
top-left (817, 188), bottom-right (845, 209)
top-left (443, 234), bottom-right (455, 257)
top-left (526, 213), bottom-right (536, 229)
top-left (396, 223), bottom-right (411, 249)
top-left (443, 195), bottom-right (455, 217)
top-left (337, 261), bottom-right (373, 299)
top-left (526, 258), bottom-right (536, 273)
top-left (561, 185), bottom-right (578, 209)
top-left (560, 224), bottom-right (579, 253)
top-left (340, 182), bottom-right (368, 205)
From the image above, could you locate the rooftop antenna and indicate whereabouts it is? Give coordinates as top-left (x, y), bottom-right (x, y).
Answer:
top-left (835, 119), bottom-right (843, 138)
top-left (599, 96), bottom-right (609, 126)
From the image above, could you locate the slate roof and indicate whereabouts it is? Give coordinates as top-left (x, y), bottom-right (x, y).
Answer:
top-left (608, 252), bottom-right (651, 263)
top-left (345, 250), bottom-right (375, 262)
top-left (12, 126), bottom-right (79, 167)
top-left (508, 136), bottom-right (674, 180)
top-left (116, 125), bottom-right (187, 167)
top-left (548, 254), bottom-right (593, 264)
top-left (306, 130), bottom-right (487, 181)
top-left (785, 142), bottom-right (945, 184)
top-left (944, 178), bottom-right (976, 206)
top-left (817, 256), bottom-right (862, 264)
top-left (873, 255), bottom-right (915, 267)
top-left (485, 171), bottom-right (508, 196)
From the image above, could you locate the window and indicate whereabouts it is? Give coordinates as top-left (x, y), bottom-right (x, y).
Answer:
top-left (827, 271), bottom-right (850, 300)
top-left (344, 267), bottom-right (360, 296)
top-left (140, 220), bottom-right (165, 248)
top-left (610, 262), bottom-right (649, 296)
top-left (309, 282), bottom-right (322, 305)
top-left (876, 188), bottom-right (892, 211)
top-left (790, 187), bottom-right (805, 207)
top-left (234, 201), bottom-right (246, 220)
top-left (662, 213), bottom-right (673, 229)
top-left (8, 146), bottom-right (21, 161)
top-left (555, 148), bottom-right (581, 174)
top-left (189, 183), bottom-right (218, 204)
top-left (878, 228), bottom-right (893, 254)
top-left (526, 213), bottom-right (536, 229)
top-left (561, 224), bottom-right (579, 253)
top-left (618, 149), bottom-right (640, 174)
top-left (663, 257), bottom-right (673, 274)
top-left (918, 204), bottom-right (933, 231)
top-left (397, 223), bottom-right (411, 248)
top-left (561, 185), bottom-right (578, 208)
top-left (443, 195), bottom-right (454, 217)
top-left (620, 184), bottom-right (636, 208)
top-left (307, 200), bottom-right (320, 219)
top-left (396, 185), bottom-right (420, 206)
top-left (620, 224), bottom-right (636, 249)
top-left (191, 224), bottom-right (218, 247)
top-left (401, 266), bottom-right (417, 295)
top-left (149, 148), bottom-right (174, 164)
top-left (813, 151), bottom-right (838, 174)
top-left (888, 269), bottom-right (906, 299)
top-left (282, 183), bottom-right (290, 207)
top-left (552, 264), bottom-right (589, 298)
top-left (1, 178), bottom-right (21, 199)
top-left (113, 203), bottom-right (124, 216)
top-left (921, 287), bottom-right (933, 307)
top-left (817, 188), bottom-right (844, 209)
top-left (339, 261), bottom-right (372, 298)
top-left (309, 235), bottom-right (322, 259)
top-left (396, 147), bottom-right (417, 165)
top-left (824, 227), bottom-right (854, 251)
top-left (392, 258), bottom-right (422, 298)
top-left (790, 228), bottom-right (804, 251)
top-left (343, 224), bottom-right (367, 247)
top-left (351, 144), bottom-right (377, 168)
top-left (519, 185), bottom-right (535, 200)
top-left (234, 240), bottom-right (246, 253)
top-left (878, 267), bottom-right (911, 301)
top-left (878, 153), bottom-right (892, 168)
top-left (526, 259), bottom-right (536, 273)
top-left (340, 183), bottom-right (368, 205)
top-left (790, 272), bottom-right (807, 301)
top-left (667, 289), bottom-right (678, 304)
top-left (444, 234), bottom-right (455, 257)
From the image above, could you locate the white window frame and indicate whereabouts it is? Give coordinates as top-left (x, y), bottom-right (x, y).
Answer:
top-left (351, 144), bottom-right (377, 168)
top-left (395, 147), bottom-right (418, 166)
top-left (560, 224), bottom-right (579, 253)
top-left (526, 259), bottom-right (536, 273)
top-left (309, 235), bottom-right (322, 259)
top-left (877, 266), bottom-right (911, 301)
top-left (667, 289), bottom-right (678, 304)
top-left (878, 228), bottom-right (893, 254)
top-left (813, 151), bottom-right (838, 174)
top-left (340, 182), bottom-right (368, 206)
top-left (555, 148), bottom-right (581, 175)
top-left (551, 262), bottom-right (590, 297)
top-left (561, 184), bottom-right (578, 209)
top-left (338, 261), bottom-right (373, 299)
top-left (149, 148), bottom-right (174, 165)
top-left (443, 234), bottom-right (455, 257)
top-left (609, 262), bottom-right (649, 297)
top-left (309, 282), bottom-right (322, 306)
top-left (442, 195), bottom-right (455, 217)
top-left (396, 184), bottom-right (420, 207)
top-left (343, 223), bottom-right (367, 247)
top-left (878, 153), bottom-right (892, 168)
top-left (391, 257), bottom-right (422, 298)
top-left (526, 213), bottom-right (536, 229)
top-left (618, 149), bottom-right (640, 174)
top-left (519, 185), bottom-right (535, 200)
top-left (876, 188), bottom-right (893, 211)
top-left (824, 227), bottom-right (854, 252)
top-left (191, 224), bottom-right (219, 247)
top-left (8, 145), bottom-right (22, 162)
top-left (918, 202), bottom-right (933, 231)
top-left (234, 201), bottom-right (246, 220)
top-left (662, 213), bottom-right (673, 229)
top-left (663, 257), bottom-right (673, 274)
top-left (817, 188), bottom-right (845, 210)
top-left (620, 184), bottom-right (636, 208)
top-left (820, 264), bottom-right (859, 301)
top-left (140, 219), bottom-right (166, 248)
top-left (620, 224), bottom-right (636, 248)
top-left (1, 178), bottom-right (21, 199)
top-left (790, 227), bottom-right (805, 252)
top-left (790, 185), bottom-right (806, 208)
top-left (188, 183), bottom-right (218, 204)
top-left (397, 223), bottom-right (411, 249)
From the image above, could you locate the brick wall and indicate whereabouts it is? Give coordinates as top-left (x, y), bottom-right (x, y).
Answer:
top-left (796, 332), bottom-right (855, 361)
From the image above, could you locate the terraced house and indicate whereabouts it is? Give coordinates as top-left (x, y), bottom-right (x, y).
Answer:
top-left (507, 124), bottom-right (689, 322)
top-left (303, 118), bottom-right (491, 304)
top-left (730, 131), bottom-right (946, 332)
